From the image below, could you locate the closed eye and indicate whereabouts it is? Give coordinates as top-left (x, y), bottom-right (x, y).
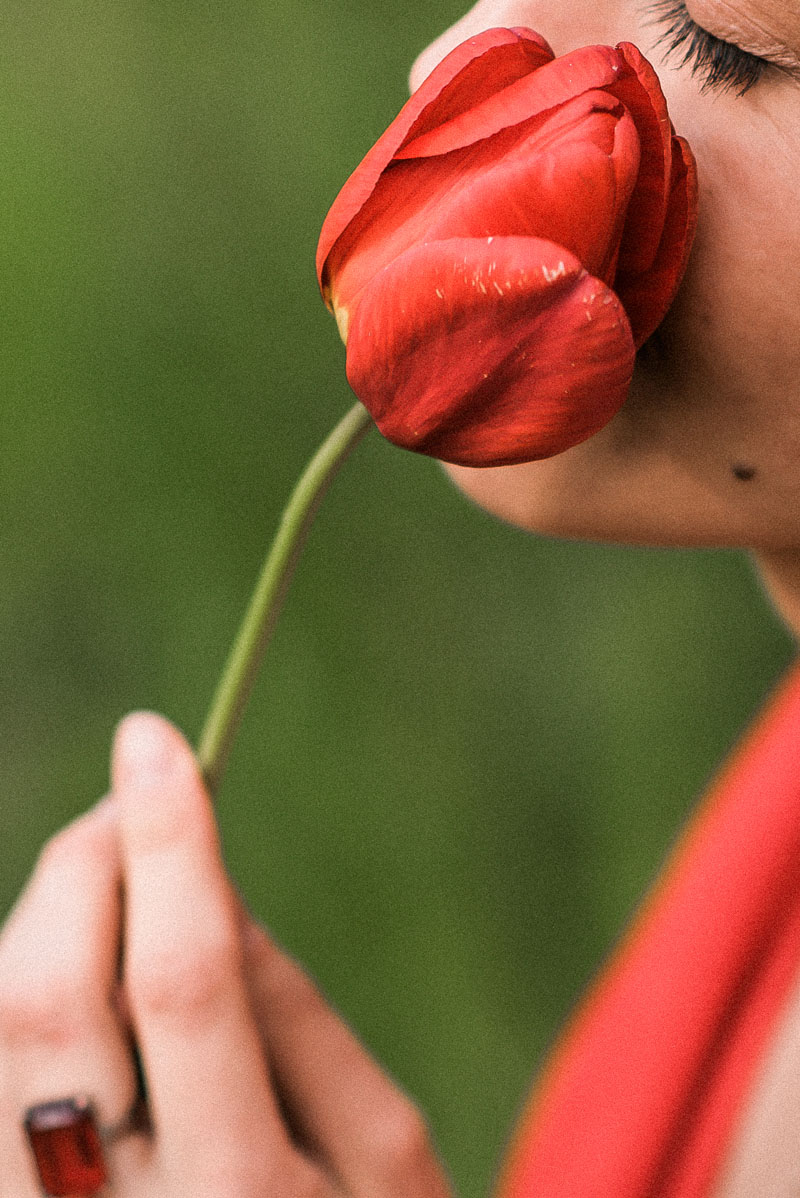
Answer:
top-left (648, 0), bottom-right (766, 94)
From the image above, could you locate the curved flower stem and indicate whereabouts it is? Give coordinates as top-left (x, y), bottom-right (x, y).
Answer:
top-left (197, 401), bottom-right (373, 797)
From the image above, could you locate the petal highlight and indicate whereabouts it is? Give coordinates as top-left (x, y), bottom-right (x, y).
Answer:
top-left (344, 236), bottom-right (635, 466)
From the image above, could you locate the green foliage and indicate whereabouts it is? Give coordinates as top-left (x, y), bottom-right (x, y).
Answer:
top-left (0, 4), bottom-right (791, 1194)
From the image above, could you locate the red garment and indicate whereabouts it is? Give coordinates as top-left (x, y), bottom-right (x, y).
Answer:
top-left (497, 662), bottom-right (800, 1198)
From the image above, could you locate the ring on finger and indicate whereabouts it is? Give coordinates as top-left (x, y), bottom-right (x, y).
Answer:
top-left (23, 1092), bottom-right (148, 1197)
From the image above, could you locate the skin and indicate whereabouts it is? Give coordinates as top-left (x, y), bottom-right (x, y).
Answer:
top-left (2, 2), bottom-right (799, 1194)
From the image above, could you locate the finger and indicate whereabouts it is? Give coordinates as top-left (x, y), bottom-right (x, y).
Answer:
top-left (112, 713), bottom-right (297, 1186)
top-left (242, 919), bottom-right (453, 1198)
top-left (0, 1045), bottom-right (40, 1197)
top-left (0, 799), bottom-right (148, 1195)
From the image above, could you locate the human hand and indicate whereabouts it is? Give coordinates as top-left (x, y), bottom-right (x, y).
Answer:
top-left (0, 713), bottom-right (454, 1197)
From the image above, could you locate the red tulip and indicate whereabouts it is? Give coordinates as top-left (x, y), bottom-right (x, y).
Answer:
top-left (317, 28), bottom-right (697, 467)
top-left (496, 664), bottom-right (800, 1198)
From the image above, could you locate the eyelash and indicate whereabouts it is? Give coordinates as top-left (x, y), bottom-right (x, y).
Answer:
top-left (649, 0), bottom-right (766, 94)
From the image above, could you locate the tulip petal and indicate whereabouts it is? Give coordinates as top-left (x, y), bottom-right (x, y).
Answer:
top-left (344, 236), bottom-right (635, 466)
top-left (403, 27), bottom-right (554, 140)
top-left (420, 96), bottom-right (640, 284)
top-left (610, 41), bottom-right (675, 277)
top-left (316, 28), bottom-right (553, 295)
top-left (329, 93), bottom-right (640, 316)
top-left (616, 133), bottom-right (699, 346)
top-left (394, 42), bottom-right (629, 161)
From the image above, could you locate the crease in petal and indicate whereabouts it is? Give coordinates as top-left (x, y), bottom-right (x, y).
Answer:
top-left (420, 105), bottom-right (640, 282)
top-left (394, 42), bottom-right (629, 161)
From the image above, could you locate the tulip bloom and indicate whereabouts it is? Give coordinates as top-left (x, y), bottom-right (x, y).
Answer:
top-left (496, 664), bottom-right (800, 1198)
top-left (317, 27), bottom-right (697, 467)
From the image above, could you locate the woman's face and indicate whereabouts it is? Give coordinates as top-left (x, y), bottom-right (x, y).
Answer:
top-left (410, 1), bottom-right (800, 549)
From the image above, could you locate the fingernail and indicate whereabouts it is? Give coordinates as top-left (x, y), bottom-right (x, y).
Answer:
top-left (113, 712), bottom-right (178, 789)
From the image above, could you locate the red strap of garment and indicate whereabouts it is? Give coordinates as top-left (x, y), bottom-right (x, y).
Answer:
top-left (497, 661), bottom-right (800, 1198)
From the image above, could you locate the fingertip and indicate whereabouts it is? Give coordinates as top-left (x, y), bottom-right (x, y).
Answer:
top-left (111, 711), bottom-right (196, 793)
top-left (111, 713), bottom-right (216, 859)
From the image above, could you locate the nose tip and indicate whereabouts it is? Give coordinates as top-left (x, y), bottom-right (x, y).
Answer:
top-left (407, 49), bottom-right (428, 94)
top-left (408, 29), bottom-right (464, 93)
top-left (409, 0), bottom-right (511, 94)
top-left (409, 1), bottom-right (540, 91)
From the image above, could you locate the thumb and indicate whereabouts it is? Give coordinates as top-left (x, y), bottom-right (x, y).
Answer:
top-left (111, 711), bottom-right (197, 794)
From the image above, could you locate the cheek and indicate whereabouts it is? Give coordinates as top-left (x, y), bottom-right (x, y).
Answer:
top-left (652, 80), bottom-right (800, 435)
top-left (409, 2), bottom-right (526, 92)
top-left (641, 49), bottom-right (800, 383)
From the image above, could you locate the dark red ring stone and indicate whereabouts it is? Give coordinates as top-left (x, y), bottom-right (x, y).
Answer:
top-left (24, 1097), bottom-right (108, 1196)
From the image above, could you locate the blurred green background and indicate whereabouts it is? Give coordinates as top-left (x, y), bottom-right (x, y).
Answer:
top-left (0, 3), bottom-right (793, 1194)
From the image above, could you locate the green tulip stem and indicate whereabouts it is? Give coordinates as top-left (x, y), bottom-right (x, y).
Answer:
top-left (197, 401), bottom-right (373, 797)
